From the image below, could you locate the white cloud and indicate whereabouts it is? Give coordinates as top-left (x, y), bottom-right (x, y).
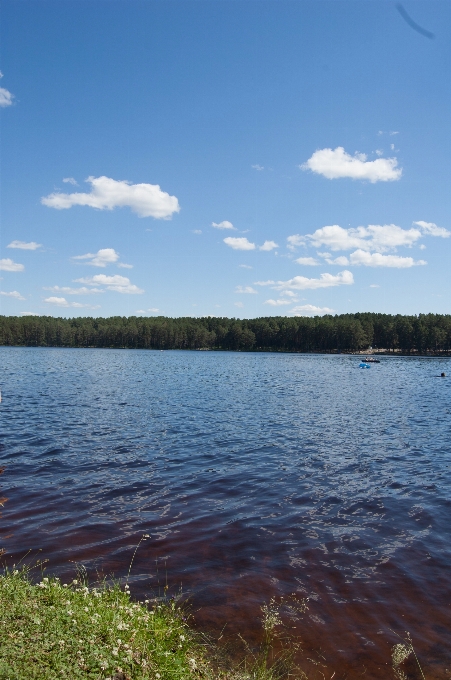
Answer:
top-left (419, 244), bottom-right (426, 250)
top-left (301, 147), bottom-right (402, 182)
top-left (252, 164), bottom-right (264, 171)
top-left (287, 234), bottom-right (305, 250)
top-left (41, 176), bottom-right (180, 219)
top-left (44, 296), bottom-right (100, 309)
top-left (192, 229), bottom-right (202, 234)
top-left (414, 221), bottom-right (450, 238)
top-left (63, 177), bottom-right (78, 185)
top-left (259, 240), bottom-right (278, 251)
top-left (370, 284), bottom-right (380, 288)
top-left (212, 221), bottom-right (236, 230)
top-left (293, 224), bottom-right (423, 253)
top-left (75, 274), bottom-right (144, 294)
top-left (296, 257), bottom-right (319, 266)
top-left (234, 301), bottom-right (244, 308)
top-left (0, 77), bottom-right (13, 107)
top-left (21, 312), bottom-right (39, 316)
top-left (224, 237), bottom-right (256, 251)
top-left (72, 248), bottom-right (120, 267)
top-left (290, 304), bottom-right (335, 316)
top-left (7, 240), bottom-right (42, 250)
top-left (390, 131), bottom-right (399, 136)
top-left (0, 258), bottom-right (24, 272)
top-left (117, 262), bottom-right (133, 269)
top-left (348, 250), bottom-right (426, 268)
top-left (239, 264), bottom-right (252, 269)
top-left (264, 299), bottom-right (291, 306)
top-left (44, 285), bottom-right (104, 295)
top-left (136, 310), bottom-right (146, 314)
top-left (375, 149), bottom-right (383, 157)
top-left (148, 307), bottom-right (159, 313)
top-left (0, 290), bottom-right (25, 300)
top-left (256, 270), bottom-right (354, 291)
top-left (235, 285), bottom-right (258, 294)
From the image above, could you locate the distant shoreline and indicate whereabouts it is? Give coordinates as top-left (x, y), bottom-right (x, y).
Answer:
top-left (1, 313), bottom-right (451, 356)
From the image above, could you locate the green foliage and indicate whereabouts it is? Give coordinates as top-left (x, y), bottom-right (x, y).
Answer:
top-left (0, 567), bottom-right (295, 680)
top-left (1, 313), bottom-right (451, 353)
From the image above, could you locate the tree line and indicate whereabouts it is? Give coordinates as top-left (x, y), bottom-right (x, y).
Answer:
top-left (1, 313), bottom-right (451, 354)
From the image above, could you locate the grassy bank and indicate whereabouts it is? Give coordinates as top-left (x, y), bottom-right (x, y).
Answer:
top-left (0, 566), bottom-right (292, 680)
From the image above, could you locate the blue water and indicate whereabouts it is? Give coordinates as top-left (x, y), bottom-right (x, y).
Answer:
top-left (1, 347), bottom-right (450, 678)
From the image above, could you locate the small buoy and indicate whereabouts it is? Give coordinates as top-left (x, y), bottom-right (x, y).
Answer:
top-left (441, 372), bottom-right (446, 377)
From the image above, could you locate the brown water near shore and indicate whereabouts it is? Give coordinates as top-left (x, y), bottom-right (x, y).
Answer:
top-left (1, 347), bottom-right (451, 678)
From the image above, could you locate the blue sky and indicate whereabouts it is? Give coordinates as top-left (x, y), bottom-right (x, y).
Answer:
top-left (1, 0), bottom-right (450, 318)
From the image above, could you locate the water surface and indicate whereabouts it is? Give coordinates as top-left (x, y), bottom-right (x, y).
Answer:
top-left (1, 348), bottom-right (450, 678)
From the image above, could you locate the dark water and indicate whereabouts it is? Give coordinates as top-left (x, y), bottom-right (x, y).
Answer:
top-left (1, 347), bottom-right (450, 678)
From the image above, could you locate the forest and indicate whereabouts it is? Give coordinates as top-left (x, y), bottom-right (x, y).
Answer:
top-left (1, 313), bottom-right (451, 354)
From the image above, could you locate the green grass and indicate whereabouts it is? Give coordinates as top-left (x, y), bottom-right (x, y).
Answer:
top-left (0, 566), bottom-right (293, 680)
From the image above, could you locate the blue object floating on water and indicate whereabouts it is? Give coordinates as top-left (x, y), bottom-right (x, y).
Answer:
top-left (359, 362), bottom-right (371, 369)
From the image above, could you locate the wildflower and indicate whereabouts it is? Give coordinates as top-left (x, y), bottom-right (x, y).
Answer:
top-left (112, 648), bottom-right (119, 657)
top-left (13, 570), bottom-right (18, 575)
top-left (189, 658), bottom-right (197, 670)
top-left (144, 599), bottom-right (149, 604)
top-left (180, 634), bottom-right (185, 641)
top-left (156, 674), bottom-right (161, 679)
top-left (63, 584), bottom-right (68, 587)
top-left (43, 577), bottom-right (49, 582)
top-left (67, 610), bottom-right (73, 616)
top-left (72, 579), bottom-right (78, 585)
top-left (84, 607), bottom-right (89, 612)
top-left (38, 582), bottom-right (46, 588)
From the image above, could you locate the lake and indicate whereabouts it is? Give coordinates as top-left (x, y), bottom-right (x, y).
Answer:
top-left (1, 347), bottom-right (450, 678)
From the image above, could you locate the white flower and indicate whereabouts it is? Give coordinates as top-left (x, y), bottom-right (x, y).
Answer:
top-left (43, 577), bottom-right (49, 582)
top-left (112, 649), bottom-right (118, 656)
top-left (72, 579), bottom-right (78, 585)
top-left (63, 584), bottom-right (68, 587)
top-left (179, 634), bottom-right (185, 641)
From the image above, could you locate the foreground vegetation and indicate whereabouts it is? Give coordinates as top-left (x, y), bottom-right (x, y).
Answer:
top-left (0, 566), bottom-right (296, 680)
top-left (1, 313), bottom-right (451, 354)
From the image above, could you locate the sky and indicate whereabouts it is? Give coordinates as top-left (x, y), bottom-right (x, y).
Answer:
top-left (0, 0), bottom-right (450, 319)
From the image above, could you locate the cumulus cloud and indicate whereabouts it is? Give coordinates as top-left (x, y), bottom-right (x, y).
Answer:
top-left (296, 257), bottom-right (319, 266)
top-left (235, 285), bottom-right (258, 294)
top-left (212, 221), bottom-right (236, 230)
top-left (290, 224), bottom-right (423, 253)
top-left (224, 237), bottom-right (256, 251)
top-left (301, 147), bottom-right (402, 182)
top-left (41, 176), bottom-right (180, 219)
top-left (290, 304), bottom-right (335, 316)
top-left (0, 258), bottom-right (24, 272)
top-left (259, 240), bottom-right (278, 251)
top-left (7, 240), bottom-right (42, 250)
top-left (256, 270), bottom-right (354, 291)
top-left (0, 290), bottom-right (25, 300)
top-left (349, 250), bottom-right (426, 268)
top-left (192, 229), bottom-right (202, 234)
top-left (44, 285), bottom-right (104, 295)
top-left (264, 299), bottom-right (291, 306)
top-left (75, 274), bottom-right (144, 294)
top-left (0, 72), bottom-right (14, 107)
top-left (252, 164), bottom-right (264, 171)
top-left (414, 221), bottom-right (450, 238)
top-left (72, 248), bottom-right (120, 267)
top-left (44, 296), bottom-right (100, 309)
top-left (63, 177), bottom-right (78, 185)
